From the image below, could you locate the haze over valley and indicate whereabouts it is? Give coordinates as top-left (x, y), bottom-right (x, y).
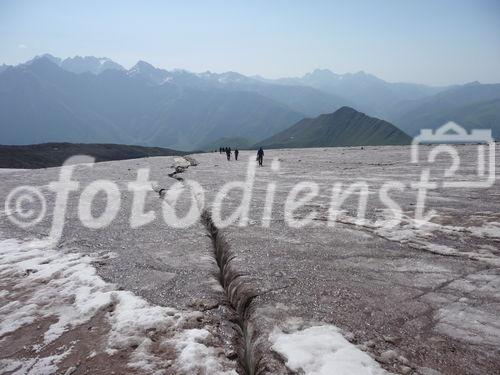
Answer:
top-left (2, 54), bottom-right (499, 151)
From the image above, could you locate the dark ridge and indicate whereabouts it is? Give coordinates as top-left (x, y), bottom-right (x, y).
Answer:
top-left (168, 166), bottom-right (187, 182)
top-left (0, 142), bottom-right (187, 169)
top-left (201, 211), bottom-right (260, 375)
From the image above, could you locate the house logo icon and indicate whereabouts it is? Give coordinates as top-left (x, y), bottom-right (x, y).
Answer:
top-left (411, 122), bottom-right (496, 188)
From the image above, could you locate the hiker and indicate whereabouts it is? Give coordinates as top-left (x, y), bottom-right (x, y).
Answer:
top-left (257, 147), bottom-right (264, 166)
top-left (226, 147), bottom-right (231, 161)
top-left (234, 149), bottom-right (239, 160)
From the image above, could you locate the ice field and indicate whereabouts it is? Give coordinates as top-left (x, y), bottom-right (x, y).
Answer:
top-left (0, 144), bottom-right (499, 374)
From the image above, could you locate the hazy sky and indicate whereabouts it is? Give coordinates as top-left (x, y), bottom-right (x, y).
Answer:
top-left (1, 0), bottom-right (499, 85)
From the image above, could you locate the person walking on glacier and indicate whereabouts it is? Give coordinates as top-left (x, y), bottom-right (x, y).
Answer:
top-left (234, 149), bottom-right (239, 161)
top-left (226, 147), bottom-right (231, 161)
top-left (257, 147), bottom-right (264, 166)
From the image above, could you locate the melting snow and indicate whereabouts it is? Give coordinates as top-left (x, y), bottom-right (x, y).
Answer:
top-left (435, 302), bottom-right (500, 347)
top-left (173, 328), bottom-right (238, 375)
top-left (329, 210), bottom-right (500, 266)
top-left (0, 238), bottom-right (236, 374)
top-left (0, 350), bottom-right (70, 375)
top-left (270, 325), bottom-right (387, 375)
top-left (468, 222), bottom-right (500, 239)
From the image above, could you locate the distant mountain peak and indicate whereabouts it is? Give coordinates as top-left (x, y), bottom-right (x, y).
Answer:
top-left (27, 53), bottom-right (62, 66)
top-left (306, 68), bottom-right (339, 79)
top-left (315, 106), bottom-right (359, 119)
top-left (335, 105), bottom-right (359, 113)
top-left (129, 60), bottom-right (160, 75)
top-left (312, 68), bottom-right (334, 74)
top-left (60, 55), bottom-right (124, 74)
top-left (132, 60), bottom-right (156, 70)
top-left (128, 60), bottom-right (171, 85)
top-left (63, 55), bottom-right (114, 64)
top-left (26, 55), bottom-right (61, 71)
top-left (215, 71), bottom-right (249, 83)
top-left (304, 68), bottom-right (385, 84)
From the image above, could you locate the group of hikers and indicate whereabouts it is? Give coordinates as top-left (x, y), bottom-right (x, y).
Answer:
top-left (218, 146), bottom-right (265, 166)
top-left (219, 146), bottom-right (238, 161)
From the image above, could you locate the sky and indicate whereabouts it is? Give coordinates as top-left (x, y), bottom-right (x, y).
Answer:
top-left (0, 0), bottom-right (499, 86)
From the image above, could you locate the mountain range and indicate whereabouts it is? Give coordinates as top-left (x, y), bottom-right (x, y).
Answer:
top-left (26, 54), bottom-right (126, 75)
top-left (1, 54), bottom-right (498, 150)
top-left (0, 57), bottom-right (303, 150)
top-left (270, 69), bottom-right (446, 118)
top-left (387, 82), bottom-right (500, 138)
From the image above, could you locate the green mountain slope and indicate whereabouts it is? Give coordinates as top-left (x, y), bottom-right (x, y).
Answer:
top-left (258, 107), bottom-right (412, 149)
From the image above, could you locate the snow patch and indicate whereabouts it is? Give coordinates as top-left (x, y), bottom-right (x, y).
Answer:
top-left (270, 325), bottom-right (387, 375)
top-left (0, 239), bottom-right (112, 342)
top-left (173, 328), bottom-right (237, 375)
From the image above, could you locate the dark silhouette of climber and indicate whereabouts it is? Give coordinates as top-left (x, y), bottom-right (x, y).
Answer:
top-left (257, 147), bottom-right (264, 166)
